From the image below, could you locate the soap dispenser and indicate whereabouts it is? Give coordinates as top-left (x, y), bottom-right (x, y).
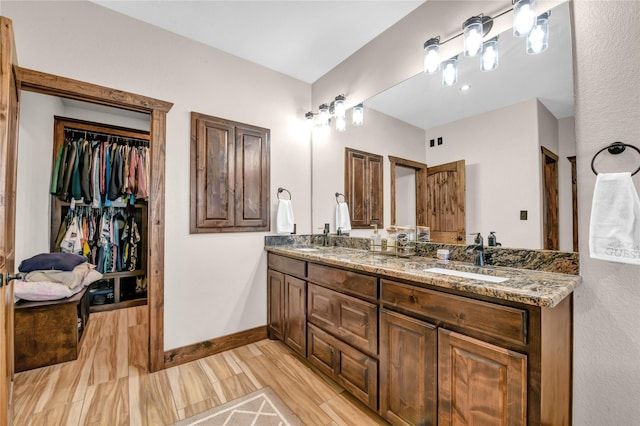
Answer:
top-left (488, 231), bottom-right (497, 247)
top-left (370, 225), bottom-right (382, 251)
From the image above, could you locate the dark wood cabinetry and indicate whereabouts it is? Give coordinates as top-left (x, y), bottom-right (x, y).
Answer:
top-left (345, 147), bottom-right (383, 229)
top-left (438, 329), bottom-right (527, 426)
top-left (190, 112), bottom-right (270, 233)
top-left (284, 275), bottom-right (306, 357)
top-left (267, 269), bottom-right (285, 340)
top-left (379, 309), bottom-right (437, 426)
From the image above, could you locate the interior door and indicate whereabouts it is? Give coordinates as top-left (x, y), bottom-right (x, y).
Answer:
top-left (542, 147), bottom-right (559, 250)
top-left (0, 16), bottom-right (20, 425)
top-left (425, 160), bottom-right (465, 243)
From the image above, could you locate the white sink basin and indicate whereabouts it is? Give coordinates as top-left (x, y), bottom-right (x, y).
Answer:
top-left (425, 267), bottom-right (509, 283)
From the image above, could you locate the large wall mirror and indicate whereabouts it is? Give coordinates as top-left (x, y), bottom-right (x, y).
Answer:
top-left (312, 1), bottom-right (576, 252)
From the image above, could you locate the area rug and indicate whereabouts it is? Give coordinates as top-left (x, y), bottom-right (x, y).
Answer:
top-left (173, 387), bottom-right (303, 426)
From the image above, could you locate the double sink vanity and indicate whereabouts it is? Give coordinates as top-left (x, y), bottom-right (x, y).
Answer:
top-left (265, 241), bottom-right (581, 425)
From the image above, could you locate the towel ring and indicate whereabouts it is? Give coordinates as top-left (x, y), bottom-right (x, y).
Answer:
top-left (277, 187), bottom-right (292, 200)
top-left (591, 142), bottom-right (640, 176)
top-left (335, 192), bottom-right (346, 204)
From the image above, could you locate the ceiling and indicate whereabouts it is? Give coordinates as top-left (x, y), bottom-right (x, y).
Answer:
top-left (90, 0), bottom-right (425, 84)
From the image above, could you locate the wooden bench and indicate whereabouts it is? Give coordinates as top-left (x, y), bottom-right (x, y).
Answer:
top-left (14, 286), bottom-right (90, 372)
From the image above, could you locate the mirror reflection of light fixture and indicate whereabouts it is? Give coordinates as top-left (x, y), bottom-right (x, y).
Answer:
top-left (481, 37), bottom-right (499, 71)
top-left (352, 103), bottom-right (364, 126)
top-left (442, 56), bottom-right (458, 86)
top-left (423, 37), bottom-right (441, 73)
top-left (513, 0), bottom-right (537, 37)
top-left (527, 11), bottom-right (549, 54)
top-left (305, 95), bottom-right (362, 131)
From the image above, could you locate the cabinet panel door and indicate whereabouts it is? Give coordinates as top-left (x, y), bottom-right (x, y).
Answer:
top-left (307, 324), bottom-right (337, 377)
top-left (192, 116), bottom-right (235, 229)
top-left (438, 329), bottom-right (527, 426)
top-left (380, 309), bottom-right (437, 426)
top-left (346, 149), bottom-right (368, 227)
top-left (308, 283), bottom-right (377, 356)
top-left (368, 154), bottom-right (383, 225)
top-left (284, 275), bottom-right (306, 357)
top-left (234, 125), bottom-right (269, 228)
top-left (267, 270), bottom-right (285, 340)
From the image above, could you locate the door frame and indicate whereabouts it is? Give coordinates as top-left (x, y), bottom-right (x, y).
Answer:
top-left (389, 156), bottom-right (427, 227)
top-left (541, 146), bottom-right (559, 250)
top-left (15, 66), bottom-right (173, 372)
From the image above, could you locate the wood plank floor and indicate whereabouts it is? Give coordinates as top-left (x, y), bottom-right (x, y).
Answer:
top-left (12, 306), bottom-right (388, 425)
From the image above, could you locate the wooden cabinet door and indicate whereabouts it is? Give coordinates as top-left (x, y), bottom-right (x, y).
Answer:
top-left (267, 270), bottom-right (285, 340)
top-left (380, 309), bottom-right (437, 426)
top-left (284, 275), bottom-right (306, 357)
top-left (308, 283), bottom-right (377, 356)
top-left (307, 324), bottom-right (378, 411)
top-left (345, 147), bottom-right (383, 229)
top-left (438, 329), bottom-right (527, 426)
top-left (425, 159), bottom-right (465, 243)
top-left (234, 125), bottom-right (269, 229)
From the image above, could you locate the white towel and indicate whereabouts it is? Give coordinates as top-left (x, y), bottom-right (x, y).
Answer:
top-left (276, 199), bottom-right (295, 234)
top-left (589, 172), bottom-right (640, 265)
top-left (335, 201), bottom-right (352, 232)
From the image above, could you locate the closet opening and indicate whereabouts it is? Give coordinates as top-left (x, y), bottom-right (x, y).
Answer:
top-left (15, 67), bottom-right (172, 372)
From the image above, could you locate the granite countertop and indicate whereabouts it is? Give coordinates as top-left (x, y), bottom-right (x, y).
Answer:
top-left (265, 245), bottom-right (582, 308)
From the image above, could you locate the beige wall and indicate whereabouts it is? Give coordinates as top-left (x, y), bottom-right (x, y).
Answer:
top-left (4, 0), bottom-right (312, 350)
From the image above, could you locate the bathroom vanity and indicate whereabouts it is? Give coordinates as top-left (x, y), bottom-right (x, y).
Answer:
top-left (265, 245), bottom-right (580, 426)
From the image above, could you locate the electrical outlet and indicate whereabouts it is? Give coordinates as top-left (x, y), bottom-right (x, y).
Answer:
top-left (429, 139), bottom-right (435, 147)
top-left (437, 137), bottom-right (443, 145)
top-left (520, 210), bottom-right (528, 220)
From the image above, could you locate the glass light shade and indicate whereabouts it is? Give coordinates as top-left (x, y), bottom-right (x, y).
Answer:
top-left (318, 104), bottom-right (330, 127)
top-left (513, 0), bottom-right (537, 37)
top-left (481, 38), bottom-right (499, 71)
top-left (305, 111), bottom-right (314, 127)
top-left (423, 38), bottom-right (440, 73)
top-left (442, 57), bottom-right (458, 86)
top-left (336, 115), bottom-right (346, 132)
top-left (352, 103), bottom-right (364, 125)
top-left (463, 17), bottom-right (483, 57)
top-left (334, 95), bottom-right (346, 119)
top-left (526, 13), bottom-right (549, 54)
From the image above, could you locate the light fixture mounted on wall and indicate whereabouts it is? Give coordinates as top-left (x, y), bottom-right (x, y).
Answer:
top-left (306, 95), bottom-right (364, 131)
top-left (422, 1), bottom-right (550, 85)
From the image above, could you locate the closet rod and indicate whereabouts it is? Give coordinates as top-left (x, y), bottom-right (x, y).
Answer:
top-left (64, 127), bottom-right (149, 146)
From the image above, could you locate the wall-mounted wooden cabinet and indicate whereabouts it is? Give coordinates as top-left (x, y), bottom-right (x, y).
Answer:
top-left (190, 112), bottom-right (270, 233)
top-left (345, 147), bottom-right (383, 229)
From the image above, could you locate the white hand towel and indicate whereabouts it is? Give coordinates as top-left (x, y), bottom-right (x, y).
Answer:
top-left (589, 172), bottom-right (640, 265)
top-left (335, 201), bottom-right (352, 232)
top-left (276, 199), bottom-right (295, 234)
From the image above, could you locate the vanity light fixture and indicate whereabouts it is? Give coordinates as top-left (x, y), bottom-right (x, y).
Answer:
top-left (421, 3), bottom-right (550, 86)
top-left (305, 95), bottom-right (362, 131)
top-left (481, 37), bottom-right (499, 71)
top-left (513, 0), bottom-right (537, 37)
top-left (352, 103), bottom-right (364, 126)
top-left (423, 37), bottom-right (441, 73)
top-left (526, 11), bottom-right (549, 54)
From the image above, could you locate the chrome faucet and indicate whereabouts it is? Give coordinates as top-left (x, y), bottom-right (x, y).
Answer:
top-left (317, 223), bottom-right (330, 246)
top-left (468, 233), bottom-right (485, 266)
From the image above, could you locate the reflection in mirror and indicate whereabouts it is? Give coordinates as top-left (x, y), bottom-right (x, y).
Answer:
top-left (363, 1), bottom-right (575, 251)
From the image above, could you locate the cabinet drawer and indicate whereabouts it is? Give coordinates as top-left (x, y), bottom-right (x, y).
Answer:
top-left (308, 283), bottom-right (378, 356)
top-left (380, 279), bottom-right (527, 345)
top-left (268, 253), bottom-right (306, 278)
top-left (307, 324), bottom-right (378, 411)
top-left (308, 263), bottom-right (377, 301)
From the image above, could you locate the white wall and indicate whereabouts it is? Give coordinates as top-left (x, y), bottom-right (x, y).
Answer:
top-left (573, 1), bottom-right (640, 424)
top-left (4, 0), bottom-right (312, 350)
top-left (311, 106), bottom-right (425, 237)
top-left (558, 116), bottom-right (576, 252)
top-left (396, 166), bottom-right (416, 226)
top-left (425, 99), bottom-right (542, 248)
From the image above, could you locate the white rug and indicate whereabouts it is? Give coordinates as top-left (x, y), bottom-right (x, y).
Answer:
top-left (173, 387), bottom-right (303, 426)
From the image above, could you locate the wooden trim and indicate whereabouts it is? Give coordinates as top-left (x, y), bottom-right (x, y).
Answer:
top-left (16, 67), bottom-right (173, 113)
top-left (388, 155), bottom-right (428, 227)
top-left (567, 156), bottom-right (578, 252)
top-left (163, 326), bottom-right (268, 368)
top-left (16, 68), bottom-right (172, 373)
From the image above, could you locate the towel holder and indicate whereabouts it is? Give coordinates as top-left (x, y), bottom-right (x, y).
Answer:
top-left (591, 142), bottom-right (640, 176)
top-left (277, 187), bottom-right (292, 200)
top-left (335, 192), bottom-right (346, 204)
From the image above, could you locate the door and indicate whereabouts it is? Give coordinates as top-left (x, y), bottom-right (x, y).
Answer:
top-left (283, 275), bottom-right (306, 357)
top-left (380, 309), bottom-right (437, 426)
top-left (541, 147), bottom-right (559, 250)
top-left (438, 329), bottom-right (527, 426)
top-left (0, 16), bottom-right (19, 425)
top-left (426, 160), bottom-right (465, 243)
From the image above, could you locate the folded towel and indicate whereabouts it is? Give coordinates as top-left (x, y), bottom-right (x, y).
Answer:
top-left (276, 199), bottom-right (295, 234)
top-left (335, 201), bottom-right (352, 232)
top-left (589, 172), bottom-right (640, 265)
